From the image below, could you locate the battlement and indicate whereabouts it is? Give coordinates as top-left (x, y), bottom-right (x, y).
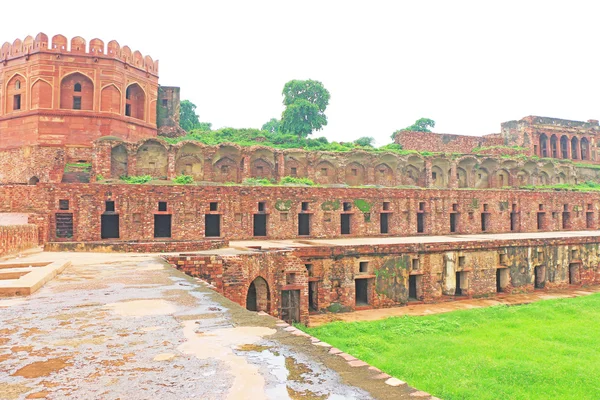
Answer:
top-left (0, 33), bottom-right (158, 75)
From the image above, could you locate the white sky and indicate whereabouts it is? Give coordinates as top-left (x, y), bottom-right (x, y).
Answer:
top-left (2, 1), bottom-right (600, 145)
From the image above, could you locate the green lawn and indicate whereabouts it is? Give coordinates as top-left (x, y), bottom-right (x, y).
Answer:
top-left (302, 294), bottom-right (600, 399)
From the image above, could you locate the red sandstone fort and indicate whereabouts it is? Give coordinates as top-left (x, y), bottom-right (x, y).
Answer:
top-left (2, 33), bottom-right (600, 324)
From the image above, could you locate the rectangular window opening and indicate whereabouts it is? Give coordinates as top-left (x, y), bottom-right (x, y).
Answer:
top-left (412, 259), bottom-right (420, 270)
top-left (359, 261), bottom-right (368, 273)
top-left (258, 202), bottom-right (265, 212)
top-left (301, 202), bottom-right (309, 211)
top-left (125, 103), bottom-right (131, 116)
top-left (343, 202), bottom-right (352, 211)
top-left (158, 201), bottom-right (167, 212)
top-left (209, 202), bottom-right (218, 211)
top-left (105, 201), bottom-right (115, 212)
top-left (58, 200), bottom-right (69, 210)
top-left (73, 96), bottom-right (82, 110)
top-left (383, 202), bottom-right (390, 211)
top-left (13, 94), bottom-right (21, 110)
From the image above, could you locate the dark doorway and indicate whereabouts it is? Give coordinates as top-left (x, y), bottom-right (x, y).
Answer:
top-left (355, 279), bottom-right (368, 305)
top-left (562, 212), bottom-right (570, 229)
top-left (510, 212), bottom-right (518, 231)
top-left (281, 290), bottom-right (300, 323)
top-left (496, 268), bottom-right (509, 292)
top-left (101, 214), bottom-right (119, 239)
top-left (455, 271), bottom-right (464, 295)
top-left (587, 212), bottom-right (594, 229)
top-left (205, 214), bottom-right (221, 237)
top-left (408, 275), bottom-right (417, 299)
top-left (380, 213), bottom-right (389, 234)
top-left (298, 214), bottom-right (310, 236)
top-left (417, 213), bottom-right (425, 233)
top-left (481, 213), bottom-right (490, 232)
top-left (450, 213), bottom-right (458, 233)
top-left (246, 282), bottom-right (257, 311)
top-left (308, 281), bottom-right (318, 312)
top-left (341, 214), bottom-right (351, 235)
top-left (154, 215), bottom-right (171, 238)
top-left (55, 213), bottom-right (74, 238)
top-left (534, 266), bottom-right (545, 289)
top-left (537, 212), bottom-right (545, 230)
top-left (569, 263), bottom-right (579, 284)
top-left (253, 214), bottom-right (267, 237)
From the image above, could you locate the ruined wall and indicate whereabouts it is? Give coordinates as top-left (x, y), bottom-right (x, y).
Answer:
top-left (165, 250), bottom-right (309, 324)
top-left (1, 184), bottom-right (600, 243)
top-left (0, 224), bottom-right (38, 256)
top-left (292, 235), bottom-right (600, 313)
top-left (394, 131), bottom-right (503, 153)
top-left (166, 235), bottom-right (600, 322)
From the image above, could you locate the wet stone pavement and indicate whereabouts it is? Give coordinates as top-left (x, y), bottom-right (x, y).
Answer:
top-left (0, 253), bottom-right (413, 400)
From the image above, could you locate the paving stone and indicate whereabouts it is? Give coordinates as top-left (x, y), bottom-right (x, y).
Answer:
top-left (348, 360), bottom-right (368, 367)
top-left (338, 353), bottom-right (357, 361)
top-left (385, 377), bottom-right (407, 387)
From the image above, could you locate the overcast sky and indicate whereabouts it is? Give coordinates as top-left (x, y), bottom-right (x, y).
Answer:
top-left (2, 1), bottom-right (600, 145)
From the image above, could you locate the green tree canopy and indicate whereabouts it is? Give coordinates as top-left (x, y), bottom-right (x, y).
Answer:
top-left (180, 100), bottom-right (201, 132)
top-left (261, 118), bottom-right (281, 134)
top-left (403, 118), bottom-right (435, 132)
top-left (179, 100), bottom-right (212, 132)
top-left (353, 136), bottom-right (375, 147)
top-left (280, 80), bottom-right (330, 137)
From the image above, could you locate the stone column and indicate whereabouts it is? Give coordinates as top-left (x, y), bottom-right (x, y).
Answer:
top-left (448, 161), bottom-right (458, 189)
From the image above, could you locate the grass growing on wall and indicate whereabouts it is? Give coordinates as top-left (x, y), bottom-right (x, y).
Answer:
top-left (301, 293), bottom-right (600, 400)
top-left (520, 181), bottom-right (600, 192)
top-left (119, 175), bottom-right (153, 184)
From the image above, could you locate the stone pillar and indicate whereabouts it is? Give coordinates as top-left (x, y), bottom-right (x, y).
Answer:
top-left (276, 152), bottom-right (285, 180)
top-left (240, 154), bottom-right (251, 182)
top-left (167, 149), bottom-right (176, 180)
top-left (448, 161), bottom-right (458, 189)
top-left (424, 159), bottom-right (432, 188)
top-left (442, 252), bottom-right (456, 295)
top-left (127, 148), bottom-right (137, 177)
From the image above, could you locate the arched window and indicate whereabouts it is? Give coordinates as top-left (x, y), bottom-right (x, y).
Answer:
top-left (74, 83), bottom-right (82, 92)
top-left (125, 86), bottom-right (131, 100)
top-left (15, 80), bottom-right (21, 90)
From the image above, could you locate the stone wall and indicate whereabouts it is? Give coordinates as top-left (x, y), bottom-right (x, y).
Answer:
top-left (165, 250), bottom-right (309, 324)
top-left (0, 224), bottom-right (38, 256)
top-left (1, 183), bottom-right (600, 243)
top-left (166, 234), bottom-right (600, 322)
top-left (394, 131), bottom-right (503, 153)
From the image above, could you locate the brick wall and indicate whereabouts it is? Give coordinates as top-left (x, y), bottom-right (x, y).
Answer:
top-left (0, 224), bottom-right (38, 256)
top-left (2, 184), bottom-right (600, 243)
top-left (394, 131), bottom-right (503, 153)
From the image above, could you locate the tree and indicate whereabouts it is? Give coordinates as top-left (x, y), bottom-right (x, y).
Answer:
top-left (354, 136), bottom-right (375, 147)
top-left (280, 80), bottom-right (330, 137)
top-left (261, 118), bottom-right (281, 134)
top-left (179, 100), bottom-right (201, 132)
top-left (403, 118), bottom-right (435, 133)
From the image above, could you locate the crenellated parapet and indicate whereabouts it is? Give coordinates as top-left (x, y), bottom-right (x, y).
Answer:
top-left (0, 33), bottom-right (158, 75)
top-left (0, 33), bottom-right (172, 150)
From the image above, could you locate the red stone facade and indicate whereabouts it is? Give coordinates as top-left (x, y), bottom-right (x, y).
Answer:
top-left (0, 34), bottom-right (160, 150)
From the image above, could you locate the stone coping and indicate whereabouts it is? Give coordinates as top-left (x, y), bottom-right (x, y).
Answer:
top-left (0, 259), bottom-right (70, 296)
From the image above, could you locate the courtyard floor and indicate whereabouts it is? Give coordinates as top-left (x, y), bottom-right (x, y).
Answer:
top-left (0, 252), bottom-right (418, 400)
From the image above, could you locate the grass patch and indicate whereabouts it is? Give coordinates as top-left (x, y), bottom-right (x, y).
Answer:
top-left (119, 175), bottom-right (153, 184)
top-left (302, 293), bottom-right (600, 400)
top-left (520, 180), bottom-right (600, 192)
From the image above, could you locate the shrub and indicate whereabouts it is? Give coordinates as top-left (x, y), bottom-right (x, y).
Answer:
top-left (172, 174), bottom-right (194, 184)
top-left (279, 176), bottom-right (316, 186)
top-left (242, 177), bottom-right (274, 186)
top-left (120, 175), bottom-right (153, 184)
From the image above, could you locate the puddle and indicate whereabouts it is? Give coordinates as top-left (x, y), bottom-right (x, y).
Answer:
top-left (179, 320), bottom-right (276, 399)
top-left (104, 299), bottom-right (177, 316)
top-left (12, 357), bottom-right (72, 378)
top-left (153, 353), bottom-right (176, 361)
